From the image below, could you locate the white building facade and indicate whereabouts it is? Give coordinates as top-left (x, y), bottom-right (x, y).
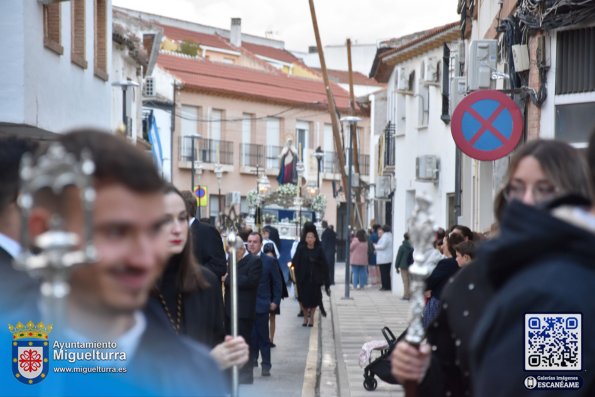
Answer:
top-left (0, 0), bottom-right (112, 136)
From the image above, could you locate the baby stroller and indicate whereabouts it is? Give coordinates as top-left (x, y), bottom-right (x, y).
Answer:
top-left (361, 327), bottom-right (401, 391)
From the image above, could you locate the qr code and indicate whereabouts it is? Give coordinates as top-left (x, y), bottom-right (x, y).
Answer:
top-left (525, 314), bottom-right (581, 371)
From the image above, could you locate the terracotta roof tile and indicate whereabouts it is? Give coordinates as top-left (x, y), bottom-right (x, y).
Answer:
top-left (241, 42), bottom-right (299, 64)
top-left (157, 54), bottom-right (354, 110)
top-left (159, 24), bottom-right (235, 52)
top-left (314, 68), bottom-right (385, 87)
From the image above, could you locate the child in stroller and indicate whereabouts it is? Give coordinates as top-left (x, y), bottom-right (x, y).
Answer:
top-left (359, 327), bottom-right (402, 391)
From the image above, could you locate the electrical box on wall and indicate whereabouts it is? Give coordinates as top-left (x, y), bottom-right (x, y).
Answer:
top-left (512, 44), bottom-right (530, 72)
top-left (468, 40), bottom-right (497, 90)
top-left (375, 175), bottom-right (393, 198)
top-left (450, 77), bottom-right (466, 115)
top-left (226, 192), bottom-right (241, 206)
top-left (416, 155), bottom-right (440, 181)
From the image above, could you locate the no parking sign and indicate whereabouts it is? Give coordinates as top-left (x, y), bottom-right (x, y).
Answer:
top-left (451, 90), bottom-right (523, 161)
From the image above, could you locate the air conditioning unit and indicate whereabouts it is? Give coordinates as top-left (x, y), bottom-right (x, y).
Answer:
top-left (468, 40), bottom-right (497, 90)
top-left (423, 57), bottom-right (438, 84)
top-left (143, 76), bottom-right (155, 97)
top-left (416, 155), bottom-right (440, 181)
top-left (225, 192), bottom-right (241, 206)
top-left (397, 67), bottom-right (408, 91)
top-left (375, 175), bottom-right (393, 198)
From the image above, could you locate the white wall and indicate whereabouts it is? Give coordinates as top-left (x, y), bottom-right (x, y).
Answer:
top-left (111, 45), bottom-right (142, 138)
top-left (23, 1), bottom-right (112, 132)
top-left (0, 1), bottom-right (26, 123)
top-left (388, 48), bottom-right (457, 293)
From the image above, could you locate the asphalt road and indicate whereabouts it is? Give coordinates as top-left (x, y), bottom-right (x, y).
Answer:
top-left (240, 290), bottom-right (312, 397)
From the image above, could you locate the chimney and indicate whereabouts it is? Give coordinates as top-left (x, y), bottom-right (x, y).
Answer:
top-left (230, 18), bottom-right (241, 47)
top-left (308, 45), bottom-right (318, 54)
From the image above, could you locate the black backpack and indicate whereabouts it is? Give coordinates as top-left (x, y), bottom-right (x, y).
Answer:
top-left (407, 249), bottom-right (414, 266)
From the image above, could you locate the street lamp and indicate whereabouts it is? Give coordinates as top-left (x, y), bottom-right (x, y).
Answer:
top-left (214, 163), bottom-right (224, 228)
top-left (295, 158), bottom-right (305, 235)
top-left (313, 146), bottom-right (324, 188)
top-left (340, 116), bottom-right (361, 299)
top-left (112, 80), bottom-right (140, 135)
top-left (187, 133), bottom-right (202, 219)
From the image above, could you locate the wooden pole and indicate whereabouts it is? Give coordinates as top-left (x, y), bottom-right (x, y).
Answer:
top-left (308, 0), bottom-right (349, 207)
top-left (346, 39), bottom-right (365, 230)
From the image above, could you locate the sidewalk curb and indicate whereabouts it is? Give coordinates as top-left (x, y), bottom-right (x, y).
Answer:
top-left (301, 310), bottom-right (318, 397)
top-left (330, 293), bottom-right (351, 397)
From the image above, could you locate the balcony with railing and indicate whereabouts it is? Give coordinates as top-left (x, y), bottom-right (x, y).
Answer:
top-left (239, 143), bottom-right (283, 174)
top-left (358, 154), bottom-right (370, 176)
top-left (178, 136), bottom-right (234, 165)
top-left (383, 121), bottom-right (396, 171)
top-left (321, 151), bottom-right (370, 179)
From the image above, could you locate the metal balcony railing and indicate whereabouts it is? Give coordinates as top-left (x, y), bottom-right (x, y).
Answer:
top-left (384, 122), bottom-right (396, 168)
top-left (239, 143), bottom-right (283, 170)
top-left (322, 151), bottom-right (339, 174)
top-left (359, 154), bottom-right (370, 176)
top-left (179, 136), bottom-right (234, 165)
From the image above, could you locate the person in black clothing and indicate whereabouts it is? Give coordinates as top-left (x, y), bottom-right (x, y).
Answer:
top-left (391, 139), bottom-right (591, 397)
top-left (263, 216), bottom-right (282, 250)
top-left (181, 190), bottom-right (228, 283)
top-left (422, 232), bottom-right (464, 328)
top-left (291, 222), bottom-right (330, 327)
top-left (149, 185), bottom-right (248, 370)
top-left (246, 232), bottom-right (281, 376)
top-left (224, 236), bottom-right (262, 384)
top-left (263, 242), bottom-right (288, 348)
top-left (320, 220), bottom-right (337, 285)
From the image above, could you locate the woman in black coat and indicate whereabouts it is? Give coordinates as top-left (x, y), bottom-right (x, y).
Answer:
top-left (291, 222), bottom-right (330, 327)
top-left (148, 185), bottom-right (248, 370)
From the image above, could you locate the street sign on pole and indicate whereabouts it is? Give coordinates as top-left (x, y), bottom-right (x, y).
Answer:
top-left (451, 90), bottom-right (523, 161)
top-left (194, 185), bottom-right (208, 207)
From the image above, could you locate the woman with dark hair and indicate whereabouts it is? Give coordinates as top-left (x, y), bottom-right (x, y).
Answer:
top-left (350, 229), bottom-right (369, 289)
top-left (149, 184), bottom-right (249, 370)
top-left (392, 139), bottom-right (591, 397)
top-left (291, 222), bottom-right (330, 327)
top-left (422, 232), bottom-right (465, 328)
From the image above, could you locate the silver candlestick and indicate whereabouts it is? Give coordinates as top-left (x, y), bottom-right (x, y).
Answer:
top-left (15, 142), bottom-right (96, 324)
top-left (404, 194), bottom-right (437, 345)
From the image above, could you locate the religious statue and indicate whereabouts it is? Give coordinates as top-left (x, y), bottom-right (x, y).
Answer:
top-left (276, 138), bottom-right (298, 185)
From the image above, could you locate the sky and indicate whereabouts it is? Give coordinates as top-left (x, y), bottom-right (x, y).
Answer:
top-left (112, 0), bottom-right (460, 52)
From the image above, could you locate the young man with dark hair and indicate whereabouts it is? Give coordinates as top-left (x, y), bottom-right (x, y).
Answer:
top-left (246, 232), bottom-right (281, 377)
top-left (5, 130), bottom-right (227, 396)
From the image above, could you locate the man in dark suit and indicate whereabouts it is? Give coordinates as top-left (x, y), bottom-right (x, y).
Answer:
top-left (246, 232), bottom-right (281, 377)
top-left (224, 236), bottom-right (262, 384)
top-left (181, 191), bottom-right (227, 281)
top-left (321, 220), bottom-right (337, 285)
top-left (0, 136), bottom-right (40, 315)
